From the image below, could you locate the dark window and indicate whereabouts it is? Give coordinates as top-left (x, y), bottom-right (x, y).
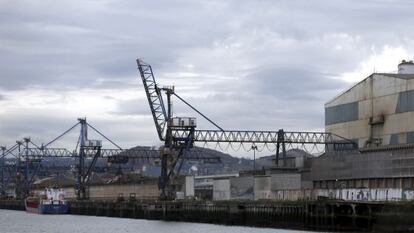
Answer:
top-left (390, 134), bottom-right (399, 145)
top-left (396, 90), bottom-right (414, 113)
top-left (325, 102), bottom-right (359, 125)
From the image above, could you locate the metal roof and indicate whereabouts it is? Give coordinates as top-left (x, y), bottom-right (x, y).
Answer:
top-left (326, 72), bottom-right (414, 105)
top-left (377, 73), bottom-right (414, 79)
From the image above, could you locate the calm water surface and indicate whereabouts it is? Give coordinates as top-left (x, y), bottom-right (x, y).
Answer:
top-left (0, 209), bottom-right (317, 233)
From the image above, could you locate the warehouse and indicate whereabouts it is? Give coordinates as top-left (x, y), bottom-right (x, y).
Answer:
top-left (310, 60), bottom-right (414, 198)
top-left (325, 60), bottom-right (414, 147)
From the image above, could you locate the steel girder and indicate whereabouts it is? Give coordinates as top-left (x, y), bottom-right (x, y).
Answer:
top-left (171, 129), bottom-right (357, 147)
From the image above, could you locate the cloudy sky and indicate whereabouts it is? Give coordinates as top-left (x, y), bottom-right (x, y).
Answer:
top-left (1, 0), bottom-right (414, 157)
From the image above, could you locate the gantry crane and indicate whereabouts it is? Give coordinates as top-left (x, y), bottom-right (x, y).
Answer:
top-left (0, 137), bottom-right (78, 199)
top-left (137, 58), bottom-right (357, 199)
top-left (16, 118), bottom-right (163, 200)
top-left (1, 118), bottom-right (218, 200)
top-left (0, 139), bottom-right (44, 199)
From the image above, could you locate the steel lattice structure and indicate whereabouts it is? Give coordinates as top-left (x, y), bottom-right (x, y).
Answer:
top-left (136, 58), bottom-right (357, 199)
top-left (137, 59), bottom-right (168, 140)
top-left (0, 117), bottom-right (221, 200)
top-left (172, 129), bottom-right (354, 145)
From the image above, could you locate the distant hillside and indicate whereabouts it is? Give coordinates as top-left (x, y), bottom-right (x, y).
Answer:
top-left (125, 146), bottom-right (255, 176)
top-left (6, 147), bottom-right (311, 179)
top-left (132, 147), bottom-right (311, 176)
top-left (182, 147), bottom-right (254, 175)
top-left (255, 149), bottom-right (313, 169)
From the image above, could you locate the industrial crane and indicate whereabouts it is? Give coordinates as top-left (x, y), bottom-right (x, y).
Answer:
top-left (1, 118), bottom-right (218, 200)
top-left (0, 136), bottom-right (80, 199)
top-left (137, 58), bottom-right (357, 200)
top-left (20, 118), bottom-right (164, 200)
top-left (58, 118), bottom-right (218, 199)
top-left (0, 139), bottom-right (44, 198)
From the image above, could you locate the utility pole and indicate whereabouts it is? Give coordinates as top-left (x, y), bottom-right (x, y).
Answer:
top-left (251, 145), bottom-right (258, 201)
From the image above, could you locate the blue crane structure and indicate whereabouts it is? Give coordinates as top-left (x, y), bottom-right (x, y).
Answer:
top-left (0, 118), bottom-right (218, 200)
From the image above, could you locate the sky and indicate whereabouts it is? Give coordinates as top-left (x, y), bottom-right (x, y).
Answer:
top-left (1, 0), bottom-right (414, 158)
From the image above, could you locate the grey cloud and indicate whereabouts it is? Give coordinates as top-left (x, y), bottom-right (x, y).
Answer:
top-left (1, 0), bottom-right (412, 90)
top-left (246, 66), bottom-right (347, 101)
top-left (0, 0), bottom-right (237, 90)
top-left (111, 98), bottom-right (152, 116)
top-left (0, 109), bottom-right (157, 150)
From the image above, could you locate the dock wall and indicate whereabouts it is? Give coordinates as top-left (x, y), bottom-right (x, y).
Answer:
top-left (3, 199), bottom-right (414, 232)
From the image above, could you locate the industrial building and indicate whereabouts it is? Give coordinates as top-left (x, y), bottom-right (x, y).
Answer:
top-left (325, 60), bottom-right (414, 147)
top-left (201, 60), bottom-right (414, 202)
top-left (310, 60), bottom-right (414, 200)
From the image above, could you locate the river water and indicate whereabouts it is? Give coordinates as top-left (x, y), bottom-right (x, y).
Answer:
top-left (0, 209), bottom-right (316, 233)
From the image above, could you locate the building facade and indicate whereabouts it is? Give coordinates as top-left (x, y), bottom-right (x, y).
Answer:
top-left (325, 60), bottom-right (414, 148)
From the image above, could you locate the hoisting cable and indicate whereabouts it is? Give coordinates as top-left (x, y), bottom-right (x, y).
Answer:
top-left (87, 123), bottom-right (123, 150)
top-left (43, 122), bottom-right (81, 148)
top-left (173, 93), bottom-right (224, 131)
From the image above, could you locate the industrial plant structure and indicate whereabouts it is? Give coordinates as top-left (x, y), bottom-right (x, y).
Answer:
top-left (325, 60), bottom-right (414, 147)
top-left (309, 60), bottom-right (414, 200)
top-left (197, 60), bottom-right (414, 202)
top-left (3, 59), bottom-right (414, 203)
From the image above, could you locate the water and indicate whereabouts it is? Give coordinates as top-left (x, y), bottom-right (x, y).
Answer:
top-left (0, 209), bottom-right (313, 233)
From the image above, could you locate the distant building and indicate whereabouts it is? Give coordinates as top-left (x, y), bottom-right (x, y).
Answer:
top-left (325, 60), bottom-right (414, 148)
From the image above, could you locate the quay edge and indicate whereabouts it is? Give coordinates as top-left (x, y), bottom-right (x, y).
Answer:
top-left (2, 199), bottom-right (414, 232)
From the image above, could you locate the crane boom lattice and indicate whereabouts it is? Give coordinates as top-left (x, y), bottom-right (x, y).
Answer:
top-left (137, 59), bottom-right (168, 141)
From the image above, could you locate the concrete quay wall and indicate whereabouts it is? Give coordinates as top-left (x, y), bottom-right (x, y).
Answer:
top-left (64, 200), bottom-right (414, 232)
top-left (2, 199), bottom-right (414, 232)
top-left (67, 200), bottom-right (358, 231)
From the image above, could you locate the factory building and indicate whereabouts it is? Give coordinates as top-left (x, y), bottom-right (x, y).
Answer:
top-left (308, 60), bottom-right (414, 201)
top-left (202, 60), bottom-right (414, 202)
top-left (325, 60), bottom-right (414, 148)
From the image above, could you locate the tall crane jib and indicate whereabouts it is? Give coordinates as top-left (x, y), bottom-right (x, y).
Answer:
top-left (136, 58), bottom-right (358, 200)
top-left (137, 59), bottom-right (168, 141)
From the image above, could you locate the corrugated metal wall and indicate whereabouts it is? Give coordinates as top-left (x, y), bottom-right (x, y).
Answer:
top-left (310, 149), bottom-right (414, 181)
